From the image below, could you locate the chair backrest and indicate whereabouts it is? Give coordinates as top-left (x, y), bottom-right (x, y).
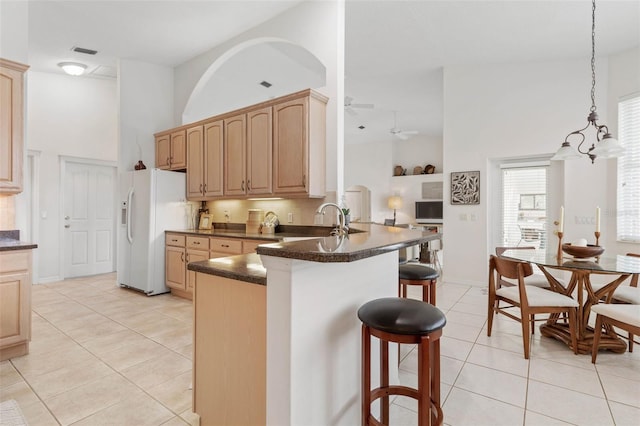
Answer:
top-left (491, 255), bottom-right (534, 280)
top-left (626, 253), bottom-right (640, 257)
top-left (495, 246), bottom-right (536, 256)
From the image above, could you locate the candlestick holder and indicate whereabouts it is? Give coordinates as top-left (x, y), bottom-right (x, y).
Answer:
top-left (556, 231), bottom-right (564, 262)
top-left (594, 231), bottom-right (600, 247)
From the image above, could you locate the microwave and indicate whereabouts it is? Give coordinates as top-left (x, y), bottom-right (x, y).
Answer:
top-left (415, 200), bottom-right (443, 224)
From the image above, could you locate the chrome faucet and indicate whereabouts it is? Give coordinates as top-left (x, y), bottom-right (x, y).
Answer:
top-left (315, 202), bottom-right (348, 236)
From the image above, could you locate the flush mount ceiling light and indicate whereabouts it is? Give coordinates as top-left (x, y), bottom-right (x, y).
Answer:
top-left (551, 0), bottom-right (624, 164)
top-left (58, 62), bottom-right (87, 76)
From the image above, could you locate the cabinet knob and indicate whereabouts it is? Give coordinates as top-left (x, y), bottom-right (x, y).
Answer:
top-left (65, 216), bottom-right (70, 220)
top-left (64, 224), bottom-right (70, 228)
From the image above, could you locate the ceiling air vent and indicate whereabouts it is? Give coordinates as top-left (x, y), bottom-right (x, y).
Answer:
top-left (71, 46), bottom-right (98, 55)
top-left (358, 125), bottom-right (365, 130)
top-left (259, 80), bottom-right (272, 88)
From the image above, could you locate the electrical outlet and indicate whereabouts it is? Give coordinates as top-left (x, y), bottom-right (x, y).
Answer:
top-left (287, 212), bottom-right (294, 223)
top-left (224, 210), bottom-right (230, 222)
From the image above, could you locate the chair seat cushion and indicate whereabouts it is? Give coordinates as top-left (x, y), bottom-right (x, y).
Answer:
top-left (399, 263), bottom-right (439, 281)
top-left (358, 297), bottom-right (446, 335)
top-left (496, 286), bottom-right (578, 308)
top-left (590, 283), bottom-right (640, 304)
top-left (592, 304), bottom-right (640, 328)
top-left (501, 274), bottom-right (556, 288)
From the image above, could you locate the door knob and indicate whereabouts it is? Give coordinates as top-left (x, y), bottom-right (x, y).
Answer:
top-left (65, 216), bottom-right (70, 220)
top-left (64, 224), bottom-right (70, 228)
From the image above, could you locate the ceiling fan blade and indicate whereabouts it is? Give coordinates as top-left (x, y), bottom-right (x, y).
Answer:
top-left (345, 107), bottom-right (357, 116)
top-left (344, 96), bottom-right (353, 106)
top-left (402, 130), bottom-right (419, 135)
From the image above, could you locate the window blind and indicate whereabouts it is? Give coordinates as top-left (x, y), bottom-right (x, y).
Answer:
top-left (501, 166), bottom-right (548, 249)
top-left (617, 93), bottom-right (640, 242)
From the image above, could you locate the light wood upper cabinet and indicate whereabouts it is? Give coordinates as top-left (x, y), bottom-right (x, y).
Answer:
top-left (224, 114), bottom-right (247, 197)
top-left (247, 107), bottom-right (273, 195)
top-left (155, 130), bottom-right (186, 170)
top-left (187, 121), bottom-right (224, 200)
top-left (0, 59), bottom-right (29, 194)
top-left (273, 93), bottom-right (326, 197)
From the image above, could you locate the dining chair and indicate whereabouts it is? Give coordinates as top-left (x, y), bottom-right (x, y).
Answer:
top-left (495, 246), bottom-right (555, 289)
top-left (487, 255), bottom-right (579, 359)
top-left (591, 253), bottom-right (640, 351)
top-left (591, 304), bottom-right (640, 363)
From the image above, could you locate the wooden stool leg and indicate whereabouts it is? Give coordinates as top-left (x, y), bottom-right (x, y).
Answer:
top-left (431, 336), bottom-right (442, 426)
top-left (380, 339), bottom-right (389, 424)
top-left (362, 325), bottom-right (371, 426)
top-left (430, 279), bottom-right (437, 306)
top-left (422, 285), bottom-right (429, 303)
top-left (418, 335), bottom-right (431, 426)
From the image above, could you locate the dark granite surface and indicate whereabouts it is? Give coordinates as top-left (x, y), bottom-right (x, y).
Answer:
top-left (188, 253), bottom-right (266, 285)
top-left (166, 224), bottom-right (364, 242)
top-left (187, 223), bottom-right (441, 283)
top-left (0, 230), bottom-right (37, 252)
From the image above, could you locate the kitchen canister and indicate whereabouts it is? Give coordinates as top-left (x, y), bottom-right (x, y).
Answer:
top-left (246, 209), bottom-right (264, 234)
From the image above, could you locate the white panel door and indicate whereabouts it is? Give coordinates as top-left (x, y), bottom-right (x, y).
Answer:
top-left (64, 162), bottom-right (116, 278)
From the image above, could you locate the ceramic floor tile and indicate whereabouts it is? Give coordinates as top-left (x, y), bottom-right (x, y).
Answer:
top-left (524, 410), bottom-right (574, 425)
top-left (174, 343), bottom-right (193, 360)
top-left (448, 300), bottom-right (487, 317)
top-left (440, 336), bottom-right (474, 361)
top-left (161, 416), bottom-right (190, 426)
top-left (63, 317), bottom-right (128, 343)
top-left (442, 309), bottom-right (487, 328)
top-left (146, 370), bottom-right (193, 413)
top-left (442, 387), bottom-right (524, 426)
top-left (80, 328), bottom-right (149, 355)
top-left (442, 321), bottom-right (483, 343)
top-left (17, 400), bottom-right (59, 426)
top-left (11, 345), bottom-right (99, 379)
top-left (466, 343), bottom-right (530, 377)
top-left (178, 409), bottom-right (200, 426)
top-left (526, 380), bottom-right (614, 426)
top-left (476, 330), bottom-right (528, 355)
top-left (453, 362), bottom-right (527, 407)
top-left (0, 381), bottom-right (40, 408)
top-left (121, 350), bottom-right (192, 390)
top-left (72, 392), bottom-right (175, 426)
top-left (26, 358), bottom-right (113, 399)
top-left (529, 358), bottom-right (603, 397)
top-left (594, 351), bottom-right (640, 381)
top-left (98, 338), bottom-right (171, 371)
top-left (0, 361), bottom-right (23, 388)
top-left (43, 372), bottom-right (144, 426)
top-left (598, 371), bottom-right (640, 408)
top-left (150, 326), bottom-right (193, 350)
top-left (608, 401), bottom-right (640, 426)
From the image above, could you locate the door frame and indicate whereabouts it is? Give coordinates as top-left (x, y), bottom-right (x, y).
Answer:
top-left (58, 156), bottom-right (118, 279)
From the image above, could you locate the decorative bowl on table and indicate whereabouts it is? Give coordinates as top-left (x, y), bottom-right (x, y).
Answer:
top-left (562, 243), bottom-right (604, 258)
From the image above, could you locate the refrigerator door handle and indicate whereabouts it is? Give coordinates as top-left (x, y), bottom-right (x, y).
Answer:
top-left (126, 187), bottom-right (134, 244)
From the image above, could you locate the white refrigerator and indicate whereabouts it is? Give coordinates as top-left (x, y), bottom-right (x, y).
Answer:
top-left (117, 169), bottom-right (187, 295)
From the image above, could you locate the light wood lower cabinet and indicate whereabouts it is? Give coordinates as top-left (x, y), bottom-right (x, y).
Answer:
top-left (193, 273), bottom-right (266, 425)
top-left (0, 250), bottom-right (32, 361)
top-left (166, 233), bottom-right (266, 299)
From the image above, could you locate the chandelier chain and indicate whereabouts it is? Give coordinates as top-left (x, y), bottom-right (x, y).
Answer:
top-left (590, 0), bottom-right (596, 112)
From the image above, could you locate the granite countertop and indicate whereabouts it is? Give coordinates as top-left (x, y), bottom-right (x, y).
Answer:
top-left (166, 224), bottom-right (364, 242)
top-left (187, 223), bottom-right (441, 283)
top-left (0, 230), bottom-right (38, 252)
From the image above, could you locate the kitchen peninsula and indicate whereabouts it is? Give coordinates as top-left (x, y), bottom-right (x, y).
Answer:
top-left (188, 223), bottom-right (441, 425)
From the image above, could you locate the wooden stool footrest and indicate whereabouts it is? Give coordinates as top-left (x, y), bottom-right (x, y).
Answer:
top-left (371, 385), bottom-right (419, 401)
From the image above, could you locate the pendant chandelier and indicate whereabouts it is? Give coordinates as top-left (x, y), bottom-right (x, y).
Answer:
top-left (551, 0), bottom-right (624, 164)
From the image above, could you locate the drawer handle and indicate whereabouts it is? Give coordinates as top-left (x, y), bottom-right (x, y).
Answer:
top-left (181, 253), bottom-right (185, 262)
top-left (221, 244), bottom-right (230, 248)
top-left (194, 241), bottom-right (200, 245)
top-left (241, 180), bottom-right (245, 191)
top-left (171, 239), bottom-right (178, 242)
top-left (247, 179), bottom-right (251, 191)
top-left (203, 183), bottom-right (207, 194)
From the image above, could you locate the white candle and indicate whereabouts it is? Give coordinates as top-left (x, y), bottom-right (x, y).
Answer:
top-left (596, 206), bottom-right (601, 233)
top-left (559, 206), bottom-right (564, 233)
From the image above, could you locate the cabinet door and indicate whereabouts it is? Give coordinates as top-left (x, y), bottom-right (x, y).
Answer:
top-left (224, 114), bottom-right (246, 196)
top-left (186, 126), bottom-right (204, 200)
top-left (0, 272), bottom-right (30, 348)
top-left (166, 246), bottom-right (186, 291)
top-left (170, 130), bottom-right (187, 170)
top-left (273, 98), bottom-right (308, 194)
top-left (186, 249), bottom-right (209, 293)
top-left (156, 135), bottom-right (171, 169)
top-left (204, 120), bottom-right (224, 197)
top-left (247, 107), bottom-right (272, 195)
top-left (242, 240), bottom-right (263, 254)
top-left (0, 60), bottom-right (27, 194)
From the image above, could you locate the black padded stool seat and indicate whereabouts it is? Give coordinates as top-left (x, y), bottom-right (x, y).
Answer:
top-left (399, 263), bottom-right (440, 306)
top-left (358, 297), bottom-right (446, 335)
top-left (359, 297), bottom-right (446, 426)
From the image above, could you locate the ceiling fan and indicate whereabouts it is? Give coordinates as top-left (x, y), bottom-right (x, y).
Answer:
top-left (390, 111), bottom-right (418, 140)
top-left (344, 95), bottom-right (374, 116)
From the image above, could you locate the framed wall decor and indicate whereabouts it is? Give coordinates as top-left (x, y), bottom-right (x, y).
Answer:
top-left (198, 213), bottom-right (213, 230)
top-left (451, 171), bottom-right (480, 205)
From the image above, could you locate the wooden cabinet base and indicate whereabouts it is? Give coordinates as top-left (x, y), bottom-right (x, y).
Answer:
top-left (193, 273), bottom-right (266, 425)
top-left (0, 341), bottom-right (28, 362)
top-left (170, 287), bottom-right (192, 300)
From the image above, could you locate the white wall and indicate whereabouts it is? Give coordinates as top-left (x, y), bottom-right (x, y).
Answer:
top-left (442, 57), bottom-right (632, 286)
top-left (27, 71), bottom-right (118, 281)
top-left (0, 1), bottom-right (28, 63)
top-left (393, 134), bottom-right (443, 175)
top-left (174, 0), bottom-right (341, 193)
top-left (118, 59), bottom-right (174, 172)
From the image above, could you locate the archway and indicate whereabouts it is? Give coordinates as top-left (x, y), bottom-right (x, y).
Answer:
top-left (182, 37), bottom-right (326, 124)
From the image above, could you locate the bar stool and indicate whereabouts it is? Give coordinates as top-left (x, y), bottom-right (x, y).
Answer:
top-left (359, 297), bottom-right (446, 426)
top-left (399, 263), bottom-right (439, 305)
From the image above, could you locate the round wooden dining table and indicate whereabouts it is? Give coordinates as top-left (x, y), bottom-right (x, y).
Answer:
top-left (502, 249), bottom-right (640, 354)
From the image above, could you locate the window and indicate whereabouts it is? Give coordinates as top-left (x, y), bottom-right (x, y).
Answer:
top-left (501, 165), bottom-right (548, 249)
top-left (617, 93), bottom-right (640, 242)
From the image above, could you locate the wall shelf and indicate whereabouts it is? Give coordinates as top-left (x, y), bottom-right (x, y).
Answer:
top-left (391, 173), bottom-right (443, 182)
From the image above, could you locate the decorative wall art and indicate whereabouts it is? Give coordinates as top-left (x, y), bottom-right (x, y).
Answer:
top-left (451, 171), bottom-right (480, 205)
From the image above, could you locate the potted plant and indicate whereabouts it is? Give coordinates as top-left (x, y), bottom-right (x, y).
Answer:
top-left (342, 208), bottom-right (351, 226)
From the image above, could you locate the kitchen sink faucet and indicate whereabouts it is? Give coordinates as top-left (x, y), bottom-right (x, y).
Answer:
top-left (315, 202), bottom-right (348, 236)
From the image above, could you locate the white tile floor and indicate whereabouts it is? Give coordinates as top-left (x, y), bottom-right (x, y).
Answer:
top-left (1, 272), bottom-right (639, 425)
